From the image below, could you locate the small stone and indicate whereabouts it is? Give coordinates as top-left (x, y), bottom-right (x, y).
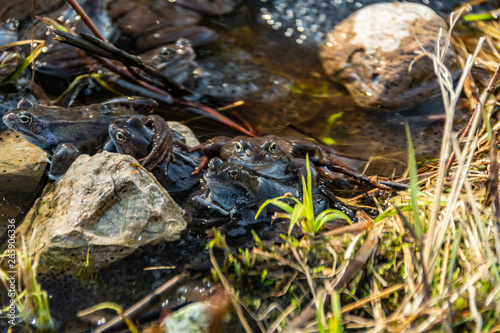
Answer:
top-left (17, 151), bottom-right (186, 269)
top-left (0, 129), bottom-right (47, 193)
top-left (320, 2), bottom-right (459, 111)
top-left (167, 121), bottom-right (200, 147)
top-left (162, 302), bottom-right (212, 333)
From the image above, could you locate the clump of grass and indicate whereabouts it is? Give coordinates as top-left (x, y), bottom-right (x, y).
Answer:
top-left (207, 222), bottom-right (373, 332)
top-left (0, 238), bottom-right (55, 331)
top-left (255, 154), bottom-right (352, 235)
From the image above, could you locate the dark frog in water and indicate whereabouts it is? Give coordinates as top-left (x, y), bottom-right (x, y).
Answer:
top-left (190, 157), bottom-right (357, 223)
top-left (2, 96), bottom-right (157, 179)
top-left (191, 157), bottom-right (300, 218)
top-left (105, 115), bottom-right (203, 198)
top-left (139, 38), bottom-right (291, 103)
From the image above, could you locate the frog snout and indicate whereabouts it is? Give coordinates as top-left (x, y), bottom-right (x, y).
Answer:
top-left (251, 151), bottom-right (262, 160)
top-left (2, 112), bottom-right (16, 126)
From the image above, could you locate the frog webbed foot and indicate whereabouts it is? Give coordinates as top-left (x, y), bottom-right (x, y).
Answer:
top-left (48, 143), bottom-right (81, 180)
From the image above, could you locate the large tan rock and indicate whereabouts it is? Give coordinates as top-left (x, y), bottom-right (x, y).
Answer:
top-left (0, 129), bottom-right (47, 193)
top-left (320, 2), bottom-right (459, 111)
top-left (17, 151), bottom-right (186, 269)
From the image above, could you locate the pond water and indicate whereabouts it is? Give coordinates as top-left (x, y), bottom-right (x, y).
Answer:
top-left (0, 0), bottom-right (470, 331)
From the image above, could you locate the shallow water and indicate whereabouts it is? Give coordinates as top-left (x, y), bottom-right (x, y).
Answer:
top-left (0, 0), bottom-right (470, 330)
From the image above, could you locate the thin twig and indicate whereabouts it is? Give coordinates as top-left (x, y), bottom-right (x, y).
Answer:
top-left (66, 0), bottom-right (108, 42)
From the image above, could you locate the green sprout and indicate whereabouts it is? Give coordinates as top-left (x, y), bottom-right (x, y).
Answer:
top-left (255, 154), bottom-right (352, 235)
top-left (463, 9), bottom-right (500, 22)
top-left (0, 239), bottom-right (55, 331)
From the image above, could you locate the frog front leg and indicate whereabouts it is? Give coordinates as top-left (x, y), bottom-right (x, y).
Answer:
top-left (193, 194), bottom-right (230, 216)
top-left (190, 136), bottom-right (232, 175)
top-left (48, 143), bottom-right (81, 180)
top-left (102, 137), bottom-right (117, 153)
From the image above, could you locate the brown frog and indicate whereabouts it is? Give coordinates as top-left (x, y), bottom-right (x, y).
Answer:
top-left (109, 0), bottom-right (239, 51)
top-left (138, 38), bottom-right (201, 85)
top-left (194, 135), bottom-right (408, 190)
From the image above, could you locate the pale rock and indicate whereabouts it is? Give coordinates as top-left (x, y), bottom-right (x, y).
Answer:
top-left (320, 2), bottom-right (459, 111)
top-left (0, 129), bottom-right (47, 193)
top-left (167, 121), bottom-right (200, 147)
top-left (17, 151), bottom-right (186, 268)
top-left (162, 302), bottom-right (212, 333)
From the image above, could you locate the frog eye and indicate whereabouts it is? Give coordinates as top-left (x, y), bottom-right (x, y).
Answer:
top-left (268, 141), bottom-right (277, 153)
top-left (18, 114), bottom-right (32, 124)
top-left (115, 130), bottom-right (128, 142)
top-left (227, 168), bottom-right (240, 179)
top-left (160, 47), bottom-right (175, 61)
top-left (235, 142), bottom-right (244, 153)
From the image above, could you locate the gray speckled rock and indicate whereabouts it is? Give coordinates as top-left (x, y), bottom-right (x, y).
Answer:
top-left (320, 2), bottom-right (459, 111)
top-left (17, 151), bottom-right (186, 269)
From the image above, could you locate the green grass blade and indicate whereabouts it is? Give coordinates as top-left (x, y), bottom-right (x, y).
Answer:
top-left (447, 228), bottom-right (462, 283)
top-left (255, 195), bottom-right (292, 219)
top-left (289, 204), bottom-right (305, 234)
top-left (463, 10), bottom-right (500, 22)
top-left (314, 210), bottom-right (352, 231)
top-left (405, 122), bottom-right (422, 242)
top-left (290, 203), bottom-right (305, 225)
top-left (329, 291), bottom-right (343, 333)
top-left (304, 154), bottom-right (315, 223)
top-left (315, 209), bottom-right (351, 224)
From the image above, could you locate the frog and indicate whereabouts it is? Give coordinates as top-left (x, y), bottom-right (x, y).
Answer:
top-left (108, 0), bottom-right (239, 51)
top-left (138, 38), bottom-right (201, 85)
top-left (2, 96), bottom-right (157, 179)
top-left (189, 157), bottom-right (357, 222)
top-left (194, 135), bottom-right (322, 181)
top-left (27, 0), bottom-right (118, 78)
top-left (105, 114), bottom-right (203, 197)
top-left (105, 116), bottom-right (154, 159)
top-left (190, 157), bottom-right (301, 218)
top-left (194, 135), bottom-right (408, 191)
